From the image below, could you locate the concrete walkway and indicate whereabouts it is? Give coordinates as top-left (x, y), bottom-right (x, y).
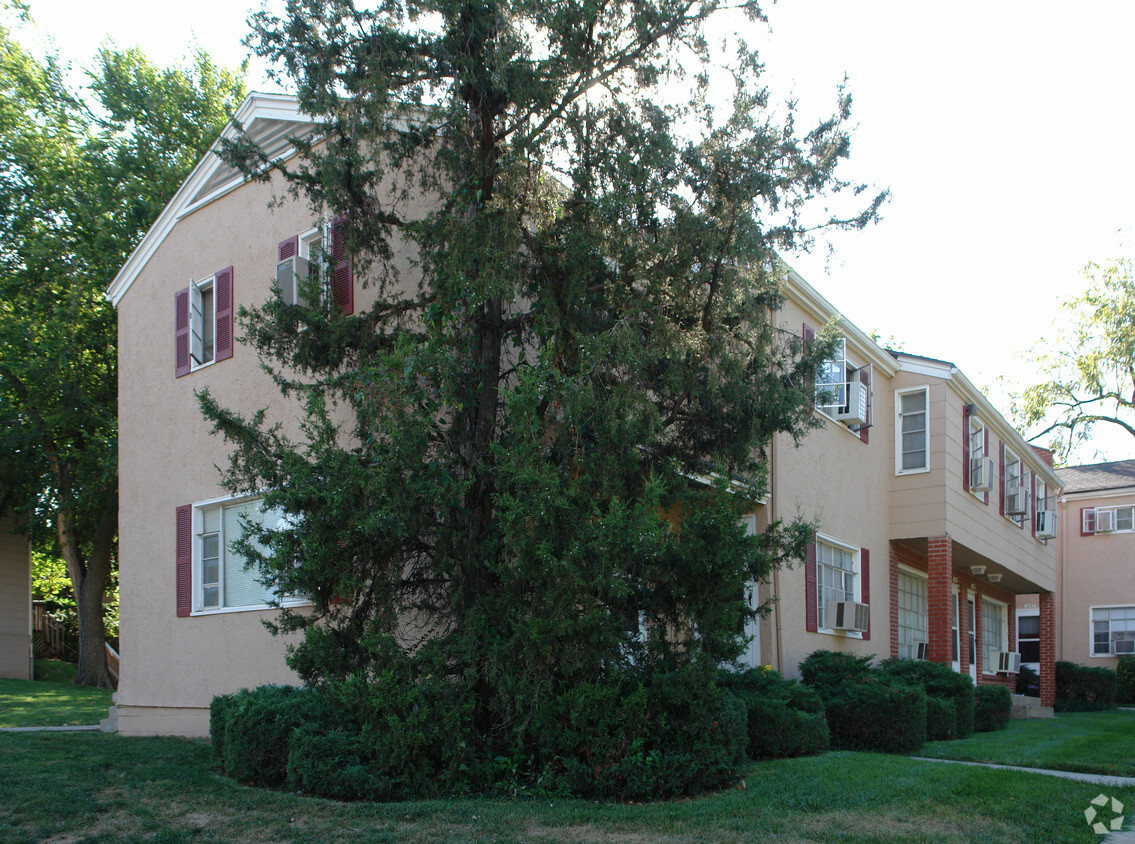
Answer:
top-left (0, 724), bottom-right (102, 733)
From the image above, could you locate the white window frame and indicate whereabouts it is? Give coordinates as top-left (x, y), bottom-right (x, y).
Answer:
top-left (1090, 505), bottom-right (1135, 534)
top-left (895, 386), bottom-right (930, 475)
top-left (191, 493), bottom-right (307, 616)
top-left (896, 565), bottom-right (928, 660)
top-left (816, 533), bottom-right (862, 638)
top-left (279, 223), bottom-right (331, 307)
top-left (816, 338), bottom-right (847, 417)
top-left (968, 415), bottom-right (987, 498)
top-left (981, 596), bottom-right (1008, 675)
top-left (1091, 605), bottom-right (1135, 657)
top-left (189, 275), bottom-right (216, 370)
top-left (1016, 610), bottom-right (1041, 668)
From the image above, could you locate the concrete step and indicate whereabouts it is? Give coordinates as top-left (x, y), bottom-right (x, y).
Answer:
top-left (1010, 694), bottom-right (1054, 719)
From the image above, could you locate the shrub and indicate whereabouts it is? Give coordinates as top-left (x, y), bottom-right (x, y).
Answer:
top-left (1117, 656), bottom-right (1135, 705)
top-left (718, 668), bottom-right (828, 759)
top-left (925, 695), bottom-right (957, 741)
top-left (799, 650), bottom-right (874, 703)
top-left (974, 684), bottom-right (1011, 731)
top-left (824, 679), bottom-right (927, 754)
top-left (1015, 664), bottom-right (1040, 697)
top-left (880, 658), bottom-right (975, 739)
top-left (1055, 661), bottom-right (1117, 712)
top-left (211, 685), bottom-right (346, 787)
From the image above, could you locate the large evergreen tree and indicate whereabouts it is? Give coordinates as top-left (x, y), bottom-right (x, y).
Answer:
top-left (0, 5), bottom-right (246, 686)
top-left (205, 0), bottom-right (883, 793)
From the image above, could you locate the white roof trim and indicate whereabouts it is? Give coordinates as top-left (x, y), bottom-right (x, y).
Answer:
top-left (106, 92), bottom-right (315, 308)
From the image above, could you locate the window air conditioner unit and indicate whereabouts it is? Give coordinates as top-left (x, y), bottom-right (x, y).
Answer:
top-left (1114, 639), bottom-right (1135, 655)
top-left (1097, 509), bottom-right (1116, 533)
top-left (997, 651), bottom-right (1021, 674)
top-left (1036, 509), bottom-right (1057, 539)
top-left (835, 379), bottom-right (868, 426)
top-left (277, 255), bottom-right (310, 307)
top-left (970, 456), bottom-right (996, 494)
top-left (1005, 483), bottom-right (1028, 516)
top-left (826, 600), bottom-right (870, 632)
top-left (915, 641), bottom-right (930, 661)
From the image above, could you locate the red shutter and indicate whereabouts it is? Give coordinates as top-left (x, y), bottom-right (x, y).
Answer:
top-left (860, 548), bottom-right (870, 640)
top-left (175, 287), bottom-right (191, 378)
top-left (176, 505), bottom-right (192, 617)
top-left (859, 368), bottom-right (871, 444)
top-left (961, 403), bottom-right (971, 492)
top-left (278, 235), bottom-right (298, 262)
top-left (805, 540), bottom-right (818, 632)
top-left (214, 266), bottom-right (234, 362)
top-left (998, 442), bottom-right (1006, 516)
top-left (1082, 507), bottom-right (1096, 536)
top-left (331, 217), bottom-right (353, 315)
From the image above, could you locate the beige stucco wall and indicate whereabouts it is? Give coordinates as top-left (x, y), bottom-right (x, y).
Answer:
top-left (887, 368), bottom-right (1056, 594)
top-left (1056, 489), bottom-right (1135, 668)
top-left (769, 300), bottom-right (894, 677)
top-left (0, 511), bottom-right (32, 680)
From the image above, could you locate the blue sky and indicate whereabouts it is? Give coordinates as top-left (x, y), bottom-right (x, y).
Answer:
top-left (21, 0), bottom-right (1135, 462)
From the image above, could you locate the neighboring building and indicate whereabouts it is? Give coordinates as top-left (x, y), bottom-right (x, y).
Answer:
top-left (1047, 459), bottom-right (1135, 668)
top-left (106, 93), bottom-right (1061, 736)
top-left (0, 511), bottom-right (32, 680)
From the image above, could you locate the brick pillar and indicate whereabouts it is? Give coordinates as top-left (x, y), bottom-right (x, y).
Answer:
top-left (1040, 591), bottom-right (1056, 707)
top-left (927, 536), bottom-right (953, 664)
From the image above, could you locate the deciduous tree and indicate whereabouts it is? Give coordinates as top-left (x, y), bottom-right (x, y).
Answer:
top-left (0, 8), bottom-right (245, 686)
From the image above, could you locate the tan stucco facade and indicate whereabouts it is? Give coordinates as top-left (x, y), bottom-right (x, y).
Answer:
top-left (110, 95), bottom-right (1065, 734)
top-left (0, 511), bottom-right (32, 681)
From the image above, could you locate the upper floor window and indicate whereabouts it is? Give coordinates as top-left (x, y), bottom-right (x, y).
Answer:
top-left (1002, 447), bottom-right (1029, 525)
top-left (277, 218), bottom-right (354, 315)
top-left (1082, 506), bottom-right (1135, 534)
top-left (967, 415), bottom-right (994, 496)
top-left (1092, 606), bottom-right (1135, 656)
top-left (1034, 477), bottom-right (1056, 539)
top-left (895, 386), bottom-right (929, 474)
top-left (814, 337), bottom-right (872, 435)
top-left (174, 266), bottom-right (234, 378)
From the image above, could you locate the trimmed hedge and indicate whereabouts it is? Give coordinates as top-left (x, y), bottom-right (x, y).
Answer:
top-left (717, 668), bottom-right (829, 759)
top-left (1054, 661), bottom-right (1116, 712)
top-left (925, 695), bottom-right (957, 741)
top-left (824, 679), bottom-right (927, 754)
top-left (974, 684), bottom-right (1011, 732)
top-left (880, 658), bottom-right (975, 739)
top-left (1117, 656), bottom-right (1135, 705)
top-left (800, 650), bottom-right (927, 754)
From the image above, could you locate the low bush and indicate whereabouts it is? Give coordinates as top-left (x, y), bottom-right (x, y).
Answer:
top-left (974, 684), bottom-right (1011, 732)
top-left (1054, 661), bottom-right (1116, 712)
top-left (1116, 656), bottom-right (1135, 705)
top-left (799, 650), bottom-right (874, 703)
top-left (210, 685), bottom-right (346, 787)
top-left (718, 668), bottom-right (828, 759)
top-left (824, 679), bottom-right (927, 754)
top-left (925, 695), bottom-right (957, 741)
top-left (880, 658), bottom-right (975, 739)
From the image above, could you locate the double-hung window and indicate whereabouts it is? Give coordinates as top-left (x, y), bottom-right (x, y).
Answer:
top-left (981, 597), bottom-right (1008, 674)
top-left (813, 336), bottom-right (871, 435)
top-left (817, 538), bottom-right (857, 630)
top-left (1002, 447), bottom-right (1028, 523)
top-left (967, 415), bottom-right (992, 495)
top-left (896, 568), bottom-right (928, 659)
top-left (1093, 606), bottom-right (1135, 655)
top-left (895, 386), bottom-right (929, 474)
top-left (816, 338), bottom-right (847, 417)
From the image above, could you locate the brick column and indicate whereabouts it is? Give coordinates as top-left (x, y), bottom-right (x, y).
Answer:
top-left (927, 535), bottom-right (953, 664)
top-left (1040, 591), bottom-right (1056, 707)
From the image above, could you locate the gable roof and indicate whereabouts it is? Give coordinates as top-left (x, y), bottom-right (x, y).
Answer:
top-left (1057, 459), bottom-right (1135, 494)
top-left (105, 92), bottom-right (313, 308)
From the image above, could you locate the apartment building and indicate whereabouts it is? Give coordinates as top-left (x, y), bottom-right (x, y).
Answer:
top-left (106, 93), bottom-right (1060, 735)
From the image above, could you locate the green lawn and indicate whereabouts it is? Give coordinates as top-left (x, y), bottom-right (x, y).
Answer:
top-left (0, 661), bottom-right (113, 728)
top-left (0, 730), bottom-right (1131, 843)
top-left (920, 711), bottom-right (1135, 778)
